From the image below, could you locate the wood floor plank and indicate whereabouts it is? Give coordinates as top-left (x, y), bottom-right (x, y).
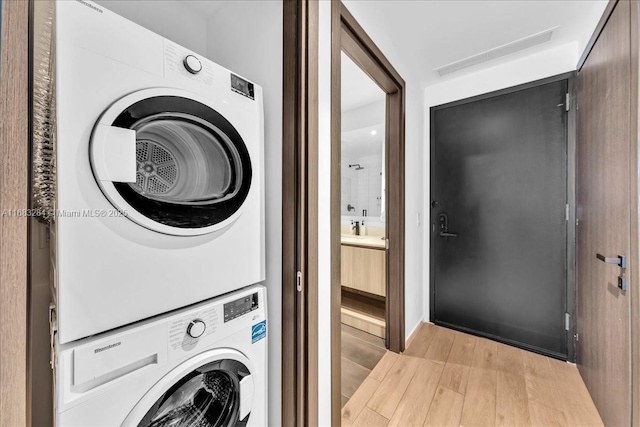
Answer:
top-left (404, 323), bottom-right (438, 358)
top-left (476, 336), bottom-right (499, 351)
top-left (367, 355), bottom-right (422, 419)
top-left (528, 400), bottom-right (569, 427)
top-left (460, 367), bottom-right (497, 427)
top-left (471, 340), bottom-right (498, 371)
top-left (351, 407), bottom-right (389, 427)
top-left (438, 333), bottom-right (477, 394)
top-left (522, 349), bottom-right (553, 379)
top-left (522, 351), bottom-right (564, 412)
top-left (423, 386), bottom-right (464, 427)
top-left (496, 371), bottom-right (531, 427)
top-left (342, 356), bottom-right (371, 398)
top-left (547, 358), bottom-right (604, 426)
top-left (342, 377), bottom-right (381, 427)
top-left (447, 332), bottom-right (477, 365)
top-left (438, 362), bottom-right (470, 395)
top-left (369, 351), bottom-right (400, 382)
top-left (342, 330), bottom-right (387, 370)
top-left (388, 359), bottom-right (444, 427)
top-left (424, 327), bottom-right (456, 363)
top-left (497, 342), bottom-right (524, 375)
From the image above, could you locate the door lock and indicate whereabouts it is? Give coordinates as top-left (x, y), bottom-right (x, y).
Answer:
top-left (438, 213), bottom-right (457, 238)
top-left (618, 276), bottom-right (628, 291)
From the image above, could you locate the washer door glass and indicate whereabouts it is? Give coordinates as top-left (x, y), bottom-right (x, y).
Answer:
top-left (109, 96), bottom-right (252, 229)
top-left (137, 359), bottom-right (250, 427)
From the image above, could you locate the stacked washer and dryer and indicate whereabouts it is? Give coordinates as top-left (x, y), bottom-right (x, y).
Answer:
top-left (50, 1), bottom-right (267, 425)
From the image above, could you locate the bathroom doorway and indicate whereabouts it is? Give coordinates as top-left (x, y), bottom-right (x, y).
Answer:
top-left (339, 52), bottom-right (388, 407)
top-left (330, 3), bottom-right (406, 422)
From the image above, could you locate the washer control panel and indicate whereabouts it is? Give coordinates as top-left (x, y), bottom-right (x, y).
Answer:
top-left (223, 292), bottom-right (259, 322)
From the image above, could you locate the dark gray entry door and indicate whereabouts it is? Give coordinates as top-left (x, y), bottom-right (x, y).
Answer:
top-left (431, 79), bottom-right (568, 358)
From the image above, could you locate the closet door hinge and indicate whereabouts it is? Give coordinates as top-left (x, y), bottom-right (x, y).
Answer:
top-left (296, 271), bottom-right (302, 292)
top-left (49, 303), bottom-right (58, 370)
top-left (565, 93), bottom-right (571, 112)
top-left (566, 204), bottom-right (570, 221)
top-left (565, 312), bottom-right (571, 331)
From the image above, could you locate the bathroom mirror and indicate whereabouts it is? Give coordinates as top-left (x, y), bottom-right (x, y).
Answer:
top-left (340, 53), bottom-right (386, 225)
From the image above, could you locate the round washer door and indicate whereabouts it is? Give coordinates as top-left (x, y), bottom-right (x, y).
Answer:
top-left (90, 88), bottom-right (253, 236)
top-left (124, 350), bottom-right (255, 427)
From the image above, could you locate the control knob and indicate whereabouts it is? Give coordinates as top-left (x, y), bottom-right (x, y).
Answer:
top-left (183, 55), bottom-right (202, 74)
top-left (187, 319), bottom-right (206, 338)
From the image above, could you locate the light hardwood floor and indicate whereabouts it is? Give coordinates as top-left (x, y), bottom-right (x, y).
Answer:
top-left (341, 323), bottom-right (603, 427)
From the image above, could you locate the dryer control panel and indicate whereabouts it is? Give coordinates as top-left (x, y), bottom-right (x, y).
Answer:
top-left (223, 292), bottom-right (259, 322)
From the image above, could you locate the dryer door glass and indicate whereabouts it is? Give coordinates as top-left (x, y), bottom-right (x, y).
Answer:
top-left (137, 359), bottom-right (251, 427)
top-left (110, 96), bottom-right (252, 229)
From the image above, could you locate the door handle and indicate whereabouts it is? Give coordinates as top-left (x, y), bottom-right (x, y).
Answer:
top-left (596, 254), bottom-right (627, 269)
top-left (596, 253), bottom-right (628, 291)
top-left (438, 213), bottom-right (457, 238)
top-left (439, 232), bottom-right (458, 238)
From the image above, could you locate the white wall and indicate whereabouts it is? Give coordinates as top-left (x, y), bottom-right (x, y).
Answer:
top-left (205, 3), bottom-right (283, 426)
top-left (93, 1), bottom-right (208, 54)
top-left (422, 41), bottom-right (580, 321)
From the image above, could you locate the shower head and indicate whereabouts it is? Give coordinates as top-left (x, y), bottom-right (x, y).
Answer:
top-left (349, 164), bottom-right (364, 170)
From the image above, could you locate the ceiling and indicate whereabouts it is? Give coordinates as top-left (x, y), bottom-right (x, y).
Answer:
top-left (342, 0), bottom-right (607, 86)
top-left (342, 123), bottom-right (385, 159)
top-left (342, 52), bottom-right (386, 112)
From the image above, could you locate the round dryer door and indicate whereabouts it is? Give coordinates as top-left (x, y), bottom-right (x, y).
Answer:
top-left (125, 351), bottom-right (255, 427)
top-left (90, 88), bottom-right (253, 236)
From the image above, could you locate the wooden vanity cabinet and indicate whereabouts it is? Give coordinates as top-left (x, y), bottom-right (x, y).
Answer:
top-left (340, 244), bottom-right (386, 296)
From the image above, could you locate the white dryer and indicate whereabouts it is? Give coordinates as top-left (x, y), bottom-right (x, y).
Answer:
top-left (55, 285), bottom-right (267, 426)
top-left (52, 0), bottom-right (265, 343)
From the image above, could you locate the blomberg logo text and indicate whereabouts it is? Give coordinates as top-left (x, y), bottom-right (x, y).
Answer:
top-left (94, 342), bottom-right (121, 353)
top-left (75, 0), bottom-right (103, 13)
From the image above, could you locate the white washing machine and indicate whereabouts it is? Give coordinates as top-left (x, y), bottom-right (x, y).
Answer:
top-left (55, 285), bottom-right (267, 426)
top-left (52, 0), bottom-right (265, 343)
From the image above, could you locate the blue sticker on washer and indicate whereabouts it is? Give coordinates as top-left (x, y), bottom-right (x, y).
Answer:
top-left (252, 320), bottom-right (267, 343)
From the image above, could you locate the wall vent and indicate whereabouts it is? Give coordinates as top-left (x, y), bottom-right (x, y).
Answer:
top-left (434, 27), bottom-right (558, 77)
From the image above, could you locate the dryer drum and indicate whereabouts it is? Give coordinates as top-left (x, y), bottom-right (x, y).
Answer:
top-left (109, 96), bottom-right (254, 229)
top-left (128, 113), bottom-right (239, 205)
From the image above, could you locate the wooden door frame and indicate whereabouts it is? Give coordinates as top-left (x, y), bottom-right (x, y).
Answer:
top-left (282, 0), bottom-right (319, 426)
top-left (428, 73), bottom-right (577, 361)
top-left (0, 1), bottom-right (30, 426)
top-left (330, 2), bottom-right (406, 424)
